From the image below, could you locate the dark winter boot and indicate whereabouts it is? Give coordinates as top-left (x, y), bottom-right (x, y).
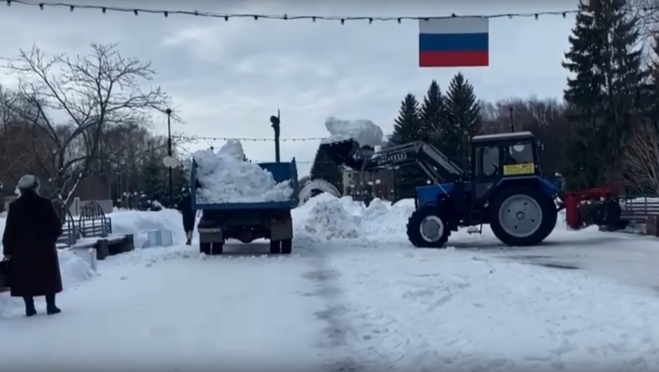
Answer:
top-left (23, 296), bottom-right (36, 317)
top-left (45, 294), bottom-right (61, 315)
top-left (185, 231), bottom-right (192, 245)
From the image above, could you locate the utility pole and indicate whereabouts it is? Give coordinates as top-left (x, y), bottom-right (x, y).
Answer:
top-left (509, 107), bottom-right (516, 132)
top-left (270, 109), bottom-right (281, 162)
top-left (166, 108), bottom-right (173, 207)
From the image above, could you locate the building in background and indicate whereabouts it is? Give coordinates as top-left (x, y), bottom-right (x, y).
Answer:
top-left (342, 169), bottom-right (395, 201)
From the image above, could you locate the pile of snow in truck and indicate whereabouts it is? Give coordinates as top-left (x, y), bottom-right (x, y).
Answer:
top-left (192, 140), bottom-right (294, 204)
top-left (192, 118), bottom-right (384, 204)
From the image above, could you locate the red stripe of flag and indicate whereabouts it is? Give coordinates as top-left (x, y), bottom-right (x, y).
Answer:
top-left (419, 51), bottom-right (489, 67)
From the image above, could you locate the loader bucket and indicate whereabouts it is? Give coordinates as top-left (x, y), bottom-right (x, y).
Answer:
top-left (319, 139), bottom-right (361, 167)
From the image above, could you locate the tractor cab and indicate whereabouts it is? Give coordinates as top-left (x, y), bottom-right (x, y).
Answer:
top-left (470, 131), bottom-right (541, 182)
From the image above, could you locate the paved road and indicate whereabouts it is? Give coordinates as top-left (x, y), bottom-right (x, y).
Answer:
top-left (455, 229), bottom-right (659, 291)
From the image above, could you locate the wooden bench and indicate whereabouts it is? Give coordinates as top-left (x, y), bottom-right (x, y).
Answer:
top-left (69, 233), bottom-right (134, 260)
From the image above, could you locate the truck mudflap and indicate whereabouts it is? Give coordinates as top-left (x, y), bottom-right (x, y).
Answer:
top-left (270, 218), bottom-right (293, 241)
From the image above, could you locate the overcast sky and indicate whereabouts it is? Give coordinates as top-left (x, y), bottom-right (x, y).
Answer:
top-left (0, 0), bottom-right (578, 176)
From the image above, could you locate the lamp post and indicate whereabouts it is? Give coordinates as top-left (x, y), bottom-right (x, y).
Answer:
top-left (270, 110), bottom-right (281, 163)
top-left (162, 109), bottom-right (181, 208)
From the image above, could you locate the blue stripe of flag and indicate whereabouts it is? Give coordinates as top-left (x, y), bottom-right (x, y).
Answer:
top-left (419, 33), bottom-right (489, 52)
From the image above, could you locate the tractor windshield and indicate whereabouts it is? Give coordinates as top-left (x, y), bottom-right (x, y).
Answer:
top-left (504, 141), bottom-right (534, 166)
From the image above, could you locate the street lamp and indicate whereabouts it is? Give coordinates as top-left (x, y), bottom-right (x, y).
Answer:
top-left (164, 108), bottom-right (174, 208)
top-left (270, 110), bottom-right (281, 163)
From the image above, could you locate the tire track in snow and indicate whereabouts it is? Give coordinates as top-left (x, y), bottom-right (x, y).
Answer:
top-left (299, 241), bottom-right (366, 372)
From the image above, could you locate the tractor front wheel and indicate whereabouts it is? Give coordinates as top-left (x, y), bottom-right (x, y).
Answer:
top-left (406, 206), bottom-right (450, 248)
top-left (489, 186), bottom-right (556, 246)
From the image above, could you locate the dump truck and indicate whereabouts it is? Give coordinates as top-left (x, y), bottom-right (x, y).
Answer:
top-left (191, 159), bottom-right (299, 255)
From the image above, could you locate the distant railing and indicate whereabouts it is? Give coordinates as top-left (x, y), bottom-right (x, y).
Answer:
top-left (53, 200), bottom-right (78, 246)
top-left (620, 196), bottom-right (659, 223)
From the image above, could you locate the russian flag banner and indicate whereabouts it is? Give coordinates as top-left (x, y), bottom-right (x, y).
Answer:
top-left (418, 17), bottom-right (489, 68)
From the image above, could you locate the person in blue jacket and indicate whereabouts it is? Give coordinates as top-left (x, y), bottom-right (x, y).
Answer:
top-left (176, 187), bottom-right (196, 245)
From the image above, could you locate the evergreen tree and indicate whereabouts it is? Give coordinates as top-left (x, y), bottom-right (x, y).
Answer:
top-left (562, 0), bottom-right (643, 188)
top-left (444, 73), bottom-right (482, 168)
top-left (309, 145), bottom-right (343, 192)
top-left (172, 160), bottom-right (189, 199)
top-left (390, 94), bottom-right (422, 145)
top-left (390, 93), bottom-right (426, 199)
top-left (419, 80), bottom-right (446, 152)
top-left (141, 155), bottom-right (167, 204)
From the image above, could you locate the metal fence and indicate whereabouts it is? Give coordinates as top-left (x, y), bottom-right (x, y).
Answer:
top-left (620, 196), bottom-right (659, 224)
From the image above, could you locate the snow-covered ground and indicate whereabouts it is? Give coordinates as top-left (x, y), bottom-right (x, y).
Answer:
top-left (1, 194), bottom-right (659, 370)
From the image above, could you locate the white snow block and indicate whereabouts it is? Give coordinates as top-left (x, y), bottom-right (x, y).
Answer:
top-left (145, 229), bottom-right (173, 248)
top-left (68, 247), bottom-right (97, 272)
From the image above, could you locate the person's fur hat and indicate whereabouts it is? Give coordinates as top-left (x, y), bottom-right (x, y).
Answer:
top-left (17, 174), bottom-right (40, 192)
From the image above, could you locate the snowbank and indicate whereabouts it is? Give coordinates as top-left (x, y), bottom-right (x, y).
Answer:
top-left (322, 117), bottom-right (384, 147)
top-left (193, 140), bottom-right (294, 204)
top-left (109, 208), bottom-right (189, 248)
top-left (293, 194), bottom-right (414, 242)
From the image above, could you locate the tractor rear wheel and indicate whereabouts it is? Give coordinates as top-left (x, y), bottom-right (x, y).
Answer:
top-left (406, 206), bottom-right (450, 248)
top-left (489, 186), bottom-right (556, 246)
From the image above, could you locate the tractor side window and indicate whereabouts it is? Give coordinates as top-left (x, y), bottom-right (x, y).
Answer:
top-left (477, 146), bottom-right (499, 178)
top-left (506, 142), bottom-right (534, 165)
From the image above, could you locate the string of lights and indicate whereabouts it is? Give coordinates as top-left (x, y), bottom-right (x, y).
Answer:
top-left (6, 0), bottom-right (654, 23)
top-left (173, 134), bottom-right (325, 142)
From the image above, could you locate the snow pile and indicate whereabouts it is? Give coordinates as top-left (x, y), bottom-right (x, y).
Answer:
top-left (293, 194), bottom-right (413, 242)
top-left (322, 117), bottom-right (384, 147)
top-left (58, 249), bottom-right (97, 287)
top-left (295, 194), bottom-right (362, 240)
top-left (110, 208), bottom-right (190, 247)
top-left (193, 140), bottom-right (294, 204)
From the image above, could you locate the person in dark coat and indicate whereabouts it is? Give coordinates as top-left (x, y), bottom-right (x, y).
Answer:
top-left (2, 175), bottom-right (63, 316)
top-left (176, 187), bottom-right (196, 245)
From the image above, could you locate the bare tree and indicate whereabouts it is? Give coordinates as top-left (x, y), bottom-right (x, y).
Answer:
top-left (2, 43), bottom-right (171, 207)
top-left (622, 119), bottom-right (659, 193)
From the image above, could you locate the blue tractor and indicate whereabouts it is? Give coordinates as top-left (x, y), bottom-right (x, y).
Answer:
top-left (320, 131), bottom-right (564, 247)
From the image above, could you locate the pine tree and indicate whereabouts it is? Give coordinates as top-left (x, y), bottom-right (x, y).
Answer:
top-left (390, 94), bottom-right (422, 145)
top-left (444, 73), bottom-right (482, 168)
top-left (562, 2), bottom-right (603, 189)
top-left (172, 162), bottom-right (189, 199)
top-left (141, 155), bottom-right (167, 204)
top-left (562, 0), bottom-right (643, 188)
top-left (390, 93), bottom-right (426, 198)
top-left (419, 80), bottom-right (446, 152)
top-left (309, 145), bottom-right (343, 192)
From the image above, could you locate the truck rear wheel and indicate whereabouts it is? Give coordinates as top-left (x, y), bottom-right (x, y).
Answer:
top-left (211, 243), bottom-right (223, 255)
top-left (269, 240), bottom-right (281, 254)
top-left (281, 239), bottom-right (292, 254)
top-left (199, 242), bottom-right (211, 255)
